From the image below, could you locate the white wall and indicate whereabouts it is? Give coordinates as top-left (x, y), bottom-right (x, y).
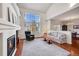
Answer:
top-left (51, 25), bottom-right (61, 31)
top-left (50, 20), bottom-right (62, 31)
top-left (18, 14), bottom-right (25, 39)
top-left (66, 19), bottom-right (79, 33)
top-left (46, 20), bottom-right (51, 33)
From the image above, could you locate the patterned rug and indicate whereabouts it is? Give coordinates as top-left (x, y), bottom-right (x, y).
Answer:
top-left (21, 38), bottom-right (70, 56)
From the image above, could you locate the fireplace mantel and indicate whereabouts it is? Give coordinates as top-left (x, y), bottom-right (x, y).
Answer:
top-left (0, 19), bottom-right (21, 30)
top-left (0, 19), bottom-right (20, 56)
top-left (0, 3), bottom-right (21, 56)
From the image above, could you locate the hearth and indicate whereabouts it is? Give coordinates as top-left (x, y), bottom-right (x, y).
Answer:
top-left (7, 35), bottom-right (15, 56)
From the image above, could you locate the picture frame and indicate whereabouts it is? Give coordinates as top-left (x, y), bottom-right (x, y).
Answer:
top-left (12, 13), bottom-right (14, 24)
top-left (73, 25), bottom-right (79, 29)
top-left (7, 8), bottom-right (11, 22)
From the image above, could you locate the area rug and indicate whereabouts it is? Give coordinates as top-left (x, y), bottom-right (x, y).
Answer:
top-left (21, 38), bottom-right (70, 56)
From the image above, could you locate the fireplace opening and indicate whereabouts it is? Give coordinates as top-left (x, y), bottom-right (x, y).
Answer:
top-left (7, 35), bottom-right (15, 56)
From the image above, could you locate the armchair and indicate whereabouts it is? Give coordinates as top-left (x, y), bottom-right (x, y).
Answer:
top-left (25, 31), bottom-right (34, 41)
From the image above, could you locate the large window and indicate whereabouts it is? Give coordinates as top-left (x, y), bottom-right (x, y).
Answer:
top-left (24, 12), bottom-right (40, 34)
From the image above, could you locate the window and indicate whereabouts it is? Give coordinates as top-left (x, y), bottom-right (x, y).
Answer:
top-left (24, 12), bottom-right (40, 34)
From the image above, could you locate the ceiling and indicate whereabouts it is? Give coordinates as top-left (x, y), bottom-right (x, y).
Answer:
top-left (17, 3), bottom-right (79, 22)
top-left (52, 6), bottom-right (79, 21)
top-left (17, 3), bottom-right (52, 13)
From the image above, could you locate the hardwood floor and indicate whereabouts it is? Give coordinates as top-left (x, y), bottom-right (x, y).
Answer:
top-left (15, 39), bottom-right (24, 56)
top-left (15, 38), bottom-right (79, 56)
top-left (54, 43), bottom-right (79, 56)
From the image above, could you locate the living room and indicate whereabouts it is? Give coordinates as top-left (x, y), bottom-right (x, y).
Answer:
top-left (0, 3), bottom-right (79, 56)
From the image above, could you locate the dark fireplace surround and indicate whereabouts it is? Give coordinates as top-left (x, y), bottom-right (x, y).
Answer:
top-left (7, 35), bottom-right (15, 56)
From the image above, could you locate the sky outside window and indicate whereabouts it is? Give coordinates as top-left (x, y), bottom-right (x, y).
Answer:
top-left (24, 12), bottom-right (40, 22)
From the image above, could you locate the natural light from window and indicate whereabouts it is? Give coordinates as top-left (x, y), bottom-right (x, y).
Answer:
top-left (24, 12), bottom-right (40, 34)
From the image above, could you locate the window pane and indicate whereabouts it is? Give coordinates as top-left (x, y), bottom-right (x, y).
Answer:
top-left (25, 12), bottom-right (40, 22)
top-left (24, 12), bottom-right (40, 34)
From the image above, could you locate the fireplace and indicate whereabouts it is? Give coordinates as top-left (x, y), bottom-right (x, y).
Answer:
top-left (7, 35), bottom-right (15, 56)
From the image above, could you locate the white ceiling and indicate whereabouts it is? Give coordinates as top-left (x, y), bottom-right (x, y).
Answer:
top-left (17, 3), bottom-right (79, 22)
top-left (52, 6), bottom-right (79, 21)
top-left (17, 3), bottom-right (52, 13)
